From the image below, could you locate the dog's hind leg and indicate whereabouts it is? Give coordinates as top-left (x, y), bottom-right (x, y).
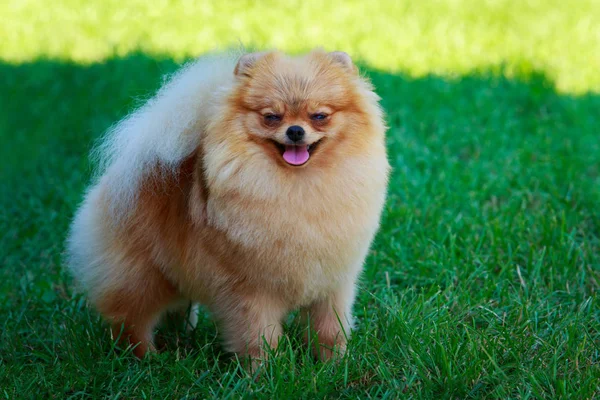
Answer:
top-left (96, 264), bottom-right (179, 358)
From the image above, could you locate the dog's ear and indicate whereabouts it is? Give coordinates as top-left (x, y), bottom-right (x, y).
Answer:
top-left (329, 51), bottom-right (358, 74)
top-left (234, 52), bottom-right (268, 77)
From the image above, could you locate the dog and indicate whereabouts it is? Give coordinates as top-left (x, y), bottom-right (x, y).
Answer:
top-left (67, 49), bottom-right (389, 364)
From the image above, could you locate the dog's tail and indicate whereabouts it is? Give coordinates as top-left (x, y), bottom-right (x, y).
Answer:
top-left (92, 53), bottom-right (238, 220)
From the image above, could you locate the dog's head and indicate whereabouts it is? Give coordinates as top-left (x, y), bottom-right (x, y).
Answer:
top-left (202, 50), bottom-right (385, 200)
top-left (223, 50), bottom-right (381, 169)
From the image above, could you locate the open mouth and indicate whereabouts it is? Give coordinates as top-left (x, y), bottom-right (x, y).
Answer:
top-left (271, 140), bottom-right (322, 166)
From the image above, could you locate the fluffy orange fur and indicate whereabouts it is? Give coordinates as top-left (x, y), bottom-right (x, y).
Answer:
top-left (67, 49), bottom-right (390, 363)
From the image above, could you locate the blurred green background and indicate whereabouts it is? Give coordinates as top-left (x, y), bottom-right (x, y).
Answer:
top-left (1, 1), bottom-right (599, 398)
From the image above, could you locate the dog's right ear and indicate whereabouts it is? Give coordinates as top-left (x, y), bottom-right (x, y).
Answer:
top-left (234, 52), bottom-right (267, 78)
top-left (328, 51), bottom-right (358, 75)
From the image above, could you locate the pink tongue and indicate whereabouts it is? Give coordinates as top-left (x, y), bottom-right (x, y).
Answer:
top-left (282, 145), bottom-right (310, 165)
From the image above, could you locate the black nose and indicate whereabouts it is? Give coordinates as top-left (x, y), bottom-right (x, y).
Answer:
top-left (286, 125), bottom-right (305, 142)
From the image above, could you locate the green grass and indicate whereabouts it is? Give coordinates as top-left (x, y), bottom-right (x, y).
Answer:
top-left (1, 1), bottom-right (600, 399)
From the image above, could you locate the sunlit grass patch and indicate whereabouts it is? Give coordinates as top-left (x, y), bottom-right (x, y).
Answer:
top-left (2, 0), bottom-right (600, 93)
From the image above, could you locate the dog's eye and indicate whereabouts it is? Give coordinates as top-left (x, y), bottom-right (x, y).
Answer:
top-left (310, 113), bottom-right (328, 121)
top-left (264, 114), bottom-right (282, 124)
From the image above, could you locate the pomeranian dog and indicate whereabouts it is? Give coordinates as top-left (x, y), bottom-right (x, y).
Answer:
top-left (67, 49), bottom-right (389, 363)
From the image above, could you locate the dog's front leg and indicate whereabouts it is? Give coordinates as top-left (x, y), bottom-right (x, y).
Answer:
top-left (212, 289), bottom-right (286, 369)
top-left (301, 281), bottom-right (356, 361)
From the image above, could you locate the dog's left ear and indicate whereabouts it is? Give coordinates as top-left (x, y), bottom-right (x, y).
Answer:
top-left (329, 51), bottom-right (358, 74)
top-left (234, 52), bottom-right (267, 78)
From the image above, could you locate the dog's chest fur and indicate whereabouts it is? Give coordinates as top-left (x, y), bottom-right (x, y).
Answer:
top-left (195, 161), bottom-right (387, 306)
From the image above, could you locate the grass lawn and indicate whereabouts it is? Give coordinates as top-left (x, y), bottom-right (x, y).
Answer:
top-left (1, 1), bottom-right (599, 398)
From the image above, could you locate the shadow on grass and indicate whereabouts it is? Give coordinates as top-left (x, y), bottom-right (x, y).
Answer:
top-left (1, 54), bottom-right (599, 398)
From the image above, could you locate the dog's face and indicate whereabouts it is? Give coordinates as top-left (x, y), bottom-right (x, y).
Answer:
top-left (228, 50), bottom-right (369, 168)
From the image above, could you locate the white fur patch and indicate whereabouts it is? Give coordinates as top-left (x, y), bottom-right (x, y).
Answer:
top-left (67, 53), bottom-right (239, 291)
top-left (92, 53), bottom-right (238, 219)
